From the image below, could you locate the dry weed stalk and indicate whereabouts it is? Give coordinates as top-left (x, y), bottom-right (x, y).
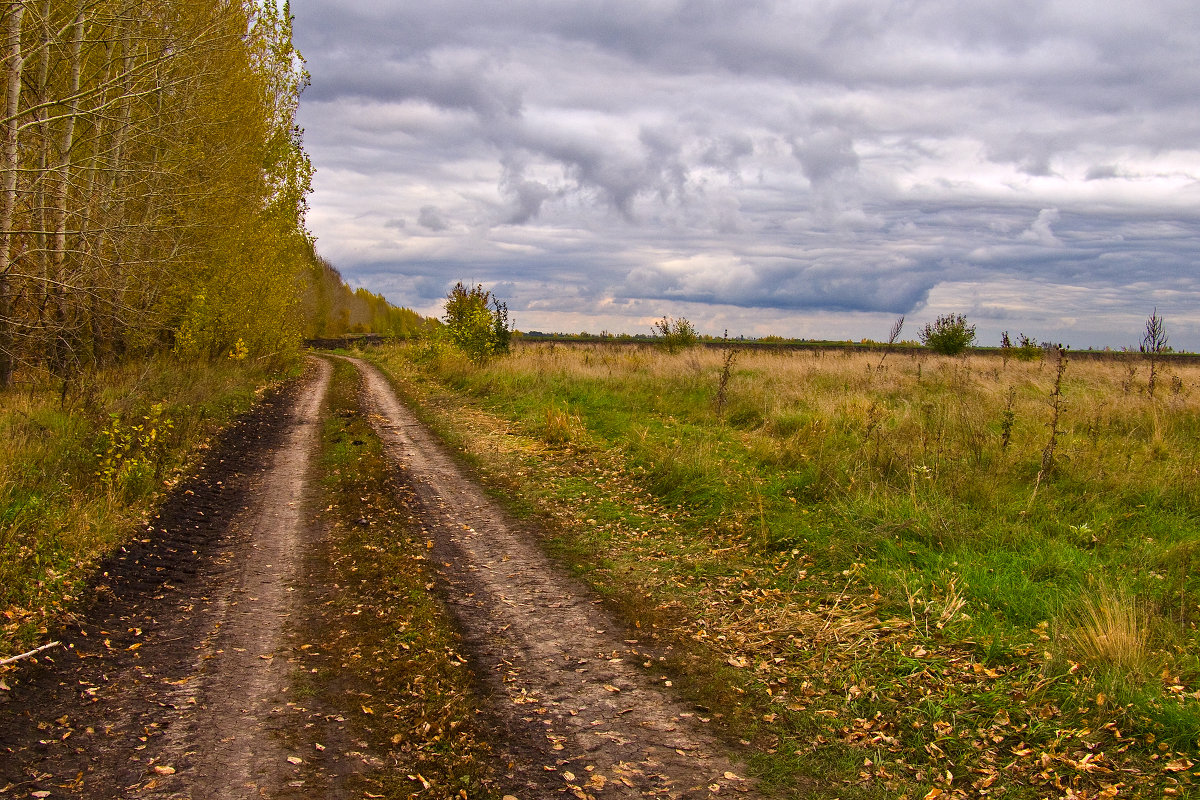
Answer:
top-left (876, 315), bottom-right (905, 371)
top-left (1027, 347), bottom-right (1068, 510)
top-left (714, 330), bottom-right (740, 416)
top-left (1141, 308), bottom-right (1169, 398)
top-left (1000, 386), bottom-right (1016, 453)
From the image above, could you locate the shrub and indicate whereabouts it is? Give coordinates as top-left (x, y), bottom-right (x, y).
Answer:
top-left (919, 314), bottom-right (976, 355)
top-left (442, 282), bottom-right (513, 363)
top-left (1002, 331), bottom-right (1042, 362)
top-left (652, 315), bottom-right (700, 354)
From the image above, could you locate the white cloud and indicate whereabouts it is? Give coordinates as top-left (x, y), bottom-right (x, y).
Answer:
top-left (1020, 208), bottom-right (1063, 246)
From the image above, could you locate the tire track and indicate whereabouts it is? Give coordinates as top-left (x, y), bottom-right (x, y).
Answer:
top-left (134, 356), bottom-right (332, 799)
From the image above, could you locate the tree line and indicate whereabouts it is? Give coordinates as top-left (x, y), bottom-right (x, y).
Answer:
top-left (0, 0), bottom-right (316, 387)
top-left (301, 255), bottom-right (431, 340)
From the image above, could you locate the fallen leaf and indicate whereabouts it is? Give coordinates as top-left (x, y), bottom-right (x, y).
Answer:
top-left (563, 770), bottom-right (577, 781)
top-left (153, 765), bottom-right (175, 775)
top-left (287, 756), bottom-right (303, 765)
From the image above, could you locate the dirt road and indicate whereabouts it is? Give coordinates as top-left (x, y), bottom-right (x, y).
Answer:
top-left (1, 356), bottom-right (762, 799)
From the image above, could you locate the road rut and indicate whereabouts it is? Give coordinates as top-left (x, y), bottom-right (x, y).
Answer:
top-left (0, 360), bottom-right (333, 799)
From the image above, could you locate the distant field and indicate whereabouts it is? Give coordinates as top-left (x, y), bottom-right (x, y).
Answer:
top-left (372, 340), bottom-right (1200, 799)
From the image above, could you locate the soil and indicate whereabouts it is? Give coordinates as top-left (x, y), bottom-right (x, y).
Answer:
top-left (0, 356), bottom-right (764, 799)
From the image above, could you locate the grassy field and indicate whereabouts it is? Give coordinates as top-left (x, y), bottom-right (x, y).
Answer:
top-left (371, 340), bottom-right (1200, 799)
top-left (0, 356), bottom-right (300, 656)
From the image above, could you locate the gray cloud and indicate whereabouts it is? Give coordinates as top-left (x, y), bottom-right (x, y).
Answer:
top-left (292, 0), bottom-right (1200, 349)
top-left (417, 206), bottom-right (448, 231)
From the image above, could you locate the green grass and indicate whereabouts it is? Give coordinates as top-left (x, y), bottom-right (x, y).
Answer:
top-left (0, 355), bottom-right (301, 656)
top-left (368, 341), bottom-right (1200, 799)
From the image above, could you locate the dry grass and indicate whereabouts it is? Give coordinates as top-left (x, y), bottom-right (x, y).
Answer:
top-left (1066, 584), bottom-right (1152, 677)
top-left (539, 401), bottom-right (584, 446)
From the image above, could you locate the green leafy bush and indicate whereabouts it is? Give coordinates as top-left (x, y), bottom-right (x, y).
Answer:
top-left (442, 282), bottom-right (513, 363)
top-left (920, 314), bottom-right (976, 355)
top-left (652, 315), bottom-right (700, 354)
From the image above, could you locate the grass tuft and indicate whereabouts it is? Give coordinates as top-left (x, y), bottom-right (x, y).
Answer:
top-left (1066, 584), bottom-right (1151, 677)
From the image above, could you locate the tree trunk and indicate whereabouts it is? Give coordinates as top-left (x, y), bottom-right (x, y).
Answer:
top-left (0, 1), bottom-right (26, 388)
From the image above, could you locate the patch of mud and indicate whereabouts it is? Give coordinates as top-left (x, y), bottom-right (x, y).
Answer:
top-left (351, 357), bottom-right (765, 799)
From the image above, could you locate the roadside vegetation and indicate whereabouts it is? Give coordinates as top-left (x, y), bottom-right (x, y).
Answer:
top-left (369, 339), bottom-right (1200, 799)
top-left (293, 357), bottom-right (495, 798)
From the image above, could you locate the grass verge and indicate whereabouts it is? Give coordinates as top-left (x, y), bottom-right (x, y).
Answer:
top-left (291, 356), bottom-right (496, 799)
top-left (366, 341), bottom-right (1200, 800)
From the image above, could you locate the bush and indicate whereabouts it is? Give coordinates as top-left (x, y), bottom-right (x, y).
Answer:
top-left (442, 283), bottom-right (513, 363)
top-left (652, 316), bottom-right (700, 354)
top-left (1002, 331), bottom-right (1042, 362)
top-left (920, 314), bottom-right (976, 355)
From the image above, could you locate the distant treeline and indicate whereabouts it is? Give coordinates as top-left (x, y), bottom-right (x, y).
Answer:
top-left (301, 256), bottom-right (433, 340)
top-left (519, 331), bottom-right (1197, 359)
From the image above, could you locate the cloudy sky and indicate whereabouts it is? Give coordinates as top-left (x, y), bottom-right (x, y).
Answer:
top-left (290, 0), bottom-right (1200, 350)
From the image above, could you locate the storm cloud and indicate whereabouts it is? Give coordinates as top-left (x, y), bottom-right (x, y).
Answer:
top-left (292, 0), bottom-right (1200, 348)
